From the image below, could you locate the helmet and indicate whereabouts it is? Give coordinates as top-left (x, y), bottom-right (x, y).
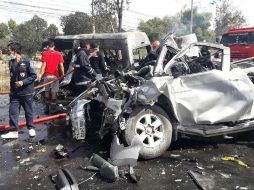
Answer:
top-left (152, 40), bottom-right (160, 48)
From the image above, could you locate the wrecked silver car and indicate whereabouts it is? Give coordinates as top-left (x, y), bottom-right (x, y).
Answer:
top-left (68, 38), bottom-right (254, 159)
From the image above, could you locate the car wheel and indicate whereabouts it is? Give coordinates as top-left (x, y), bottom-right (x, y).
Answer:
top-left (124, 105), bottom-right (172, 159)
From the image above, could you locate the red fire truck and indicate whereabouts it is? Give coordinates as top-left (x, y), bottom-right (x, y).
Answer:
top-left (220, 27), bottom-right (254, 61)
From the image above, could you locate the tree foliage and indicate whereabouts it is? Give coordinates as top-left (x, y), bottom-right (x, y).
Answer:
top-left (138, 7), bottom-right (216, 42)
top-left (13, 22), bottom-right (38, 56)
top-left (138, 17), bottom-right (172, 41)
top-left (0, 23), bottom-right (9, 39)
top-left (60, 12), bottom-right (92, 35)
top-left (8, 19), bottom-right (17, 37)
top-left (212, 0), bottom-right (246, 35)
top-left (43, 24), bottom-right (59, 39)
top-left (11, 15), bottom-right (59, 56)
top-left (181, 7), bottom-right (215, 41)
top-left (93, 0), bottom-right (130, 32)
top-left (93, 0), bottom-right (118, 33)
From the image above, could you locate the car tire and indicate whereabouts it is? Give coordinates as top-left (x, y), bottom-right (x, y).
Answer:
top-left (124, 105), bottom-right (172, 159)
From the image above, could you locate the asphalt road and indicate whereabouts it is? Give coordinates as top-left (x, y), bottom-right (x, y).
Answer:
top-left (1, 95), bottom-right (254, 190)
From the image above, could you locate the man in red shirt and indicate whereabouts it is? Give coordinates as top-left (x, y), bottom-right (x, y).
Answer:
top-left (38, 41), bottom-right (64, 101)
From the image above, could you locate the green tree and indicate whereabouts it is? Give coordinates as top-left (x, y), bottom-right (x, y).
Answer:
top-left (93, 0), bottom-right (118, 32)
top-left (115, 0), bottom-right (130, 32)
top-left (27, 15), bottom-right (47, 32)
top-left (13, 22), bottom-right (38, 56)
top-left (93, 0), bottom-right (130, 32)
top-left (60, 12), bottom-right (92, 35)
top-left (8, 19), bottom-right (17, 35)
top-left (12, 15), bottom-right (51, 56)
top-left (43, 24), bottom-right (59, 39)
top-left (212, 0), bottom-right (246, 35)
top-left (138, 16), bottom-right (186, 42)
top-left (0, 23), bottom-right (9, 38)
top-left (180, 7), bottom-right (215, 41)
top-left (138, 17), bottom-right (168, 41)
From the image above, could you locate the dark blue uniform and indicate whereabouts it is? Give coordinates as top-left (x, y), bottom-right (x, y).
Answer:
top-left (73, 48), bottom-right (96, 83)
top-left (73, 48), bottom-right (97, 95)
top-left (9, 58), bottom-right (37, 131)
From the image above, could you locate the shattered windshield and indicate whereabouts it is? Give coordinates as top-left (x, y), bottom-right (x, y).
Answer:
top-left (221, 32), bottom-right (254, 46)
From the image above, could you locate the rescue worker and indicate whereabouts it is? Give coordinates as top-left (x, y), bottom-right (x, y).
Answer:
top-left (1, 42), bottom-right (37, 139)
top-left (38, 41), bottom-right (65, 102)
top-left (90, 43), bottom-right (107, 77)
top-left (152, 40), bottom-right (160, 49)
top-left (73, 40), bottom-right (98, 95)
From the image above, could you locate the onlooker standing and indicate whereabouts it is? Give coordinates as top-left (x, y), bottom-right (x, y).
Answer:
top-left (38, 41), bottom-right (64, 102)
top-left (1, 42), bottom-right (37, 139)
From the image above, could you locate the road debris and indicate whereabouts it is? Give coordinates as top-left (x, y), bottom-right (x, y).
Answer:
top-left (236, 186), bottom-right (249, 190)
top-left (188, 170), bottom-right (215, 190)
top-left (29, 164), bottom-right (45, 172)
top-left (38, 146), bottom-right (47, 153)
top-left (110, 135), bottom-right (142, 167)
top-left (55, 144), bottom-right (69, 159)
top-left (19, 157), bottom-right (33, 165)
top-left (170, 154), bottom-right (181, 158)
top-left (90, 153), bottom-right (119, 181)
top-left (33, 176), bottom-right (39, 180)
top-left (50, 169), bottom-right (79, 190)
top-left (221, 157), bottom-right (250, 168)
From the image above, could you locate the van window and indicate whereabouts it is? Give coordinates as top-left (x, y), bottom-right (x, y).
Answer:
top-left (104, 49), bottom-right (123, 62)
top-left (133, 46), bottom-right (149, 63)
top-left (103, 49), bottom-right (125, 72)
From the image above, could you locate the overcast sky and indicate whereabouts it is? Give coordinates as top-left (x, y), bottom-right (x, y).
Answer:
top-left (0, 0), bottom-right (253, 32)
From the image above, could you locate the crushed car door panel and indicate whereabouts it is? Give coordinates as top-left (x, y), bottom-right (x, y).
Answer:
top-left (171, 69), bottom-right (254, 125)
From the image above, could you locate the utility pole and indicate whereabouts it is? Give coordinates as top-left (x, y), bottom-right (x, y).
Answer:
top-left (190, 0), bottom-right (193, 34)
top-left (91, 0), bottom-right (95, 33)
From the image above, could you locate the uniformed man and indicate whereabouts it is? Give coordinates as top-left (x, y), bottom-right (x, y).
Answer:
top-left (1, 42), bottom-right (37, 139)
top-left (90, 43), bottom-right (107, 77)
top-left (73, 40), bottom-right (98, 95)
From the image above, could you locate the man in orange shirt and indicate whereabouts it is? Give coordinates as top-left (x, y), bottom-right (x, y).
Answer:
top-left (38, 41), bottom-right (64, 102)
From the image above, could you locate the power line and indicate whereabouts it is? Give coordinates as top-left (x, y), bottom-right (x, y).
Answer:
top-left (0, 0), bottom-right (81, 13)
top-left (0, 5), bottom-right (63, 19)
top-left (26, 0), bottom-right (91, 9)
top-left (3, 1), bottom-right (69, 12)
top-left (127, 9), bottom-right (157, 18)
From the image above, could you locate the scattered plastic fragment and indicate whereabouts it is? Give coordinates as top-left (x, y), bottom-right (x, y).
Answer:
top-left (19, 158), bottom-right (31, 165)
top-left (29, 164), bottom-right (45, 172)
top-left (55, 144), bottom-right (69, 159)
top-left (33, 176), bottom-right (39, 180)
top-left (221, 157), bottom-right (250, 168)
top-left (236, 186), bottom-right (248, 190)
top-left (196, 165), bottom-right (204, 170)
top-left (220, 172), bottom-right (231, 179)
top-left (38, 146), bottom-right (47, 153)
top-left (170, 154), bottom-right (181, 158)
